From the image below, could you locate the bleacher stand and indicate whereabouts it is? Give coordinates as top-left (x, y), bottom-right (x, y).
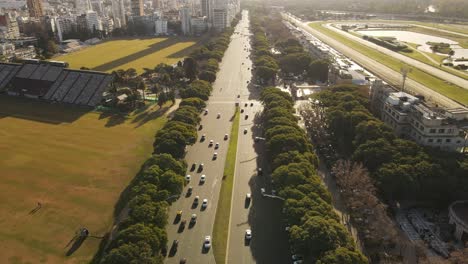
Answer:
top-left (0, 61), bottom-right (113, 106)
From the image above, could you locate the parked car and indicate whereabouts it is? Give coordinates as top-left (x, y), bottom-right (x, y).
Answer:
top-left (170, 240), bottom-right (179, 254)
top-left (190, 214), bottom-right (197, 224)
top-left (246, 193), bottom-right (251, 201)
top-left (191, 163), bottom-right (197, 171)
top-left (217, 113), bottom-right (221, 118)
top-left (201, 134), bottom-right (206, 141)
top-left (198, 163), bottom-right (204, 172)
top-left (245, 114), bottom-right (249, 120)
top-left (244, 128), bottom-right (247, 134)
top-left (209, 140), bottom-right (214, 147)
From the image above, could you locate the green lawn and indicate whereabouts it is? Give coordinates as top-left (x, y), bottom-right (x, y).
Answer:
top-left (309, 22), bottom-right (468, 106)
top-left (213, 108), bottom-right (240, 264)
top-left (54, 37), bottom-right (199, 74)
top-left (0, 95), bottom-right (168, 264)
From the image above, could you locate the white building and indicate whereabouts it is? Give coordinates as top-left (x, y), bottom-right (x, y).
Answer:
top-left (112, 0), bottom-right (126, 26)
top-left (371, 80), bottom-right (468, 152)
top-left (0, 13), bottom-right (20, 39)
top-left (155, 19), bottom-right (167, 35)
top-left (190, 17), bottom-right (207, 36)
top-left (55, 16), bottom-right (75, 42)
top-left (212, 8), bottom-right (227, 31)
top-left (86, 10), bottom-right (102, 32)
top-left (102, 16), bottom-right (114, 34)
top-left (180, 6), bottom-right (191, 35)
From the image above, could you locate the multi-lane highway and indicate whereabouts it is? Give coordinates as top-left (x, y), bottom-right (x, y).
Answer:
top-left (165, 10), bottom-right (256, 264)
top-left (285, 14), bottom-right (464, 108)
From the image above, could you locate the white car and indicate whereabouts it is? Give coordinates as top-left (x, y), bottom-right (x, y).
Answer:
top-left (245, 229), bottom-right (252, 240)
top-left (224, 134), bottom-right (229, 140)
top-left (202, 199), bottom-right (208, 208)
top-left (217, 113), bottom-right (221, 118)
top-left (185, 175), bottom-right (191, 181)
top-left (215, 142), bottom-right (219, 149)
top-left (200, 174), bottom-right (206, 183)
top-left (209, 140), bottom-right (214, 146)
top-left (246, 193), bottom-right (251, 200)
top-left (213, 152), bottom-right (218, 159)
top-left (204, 109), bottom-right (209, 115)
top-left (204, 236), bottom-right (211, 249)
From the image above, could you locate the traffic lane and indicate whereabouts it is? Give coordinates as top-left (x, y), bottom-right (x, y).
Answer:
top-left (227, 106), bottom-right (262, 264)
top-left (248, 112), bottom-right (290, 264)
top-left (165, 103), bottom-right (236, 264)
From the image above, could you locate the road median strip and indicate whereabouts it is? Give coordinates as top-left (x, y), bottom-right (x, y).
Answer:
top-left (213, 107), bottom-right (240, 264)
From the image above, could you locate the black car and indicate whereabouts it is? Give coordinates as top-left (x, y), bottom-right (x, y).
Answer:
top-left (257, 168), bottom-right (263, 176)
top-left (170, 240), bottom-right (179, 255)
top-left (190, 163), bottom-right (197, 171)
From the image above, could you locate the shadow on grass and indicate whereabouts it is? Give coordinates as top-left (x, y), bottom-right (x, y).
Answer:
top-left (0, 95), bottom-right (90, 124)
top-left (98, 110), bottom-right (127, 127)
top-left (131, 105), bottom-right (170, 128)
top-left (92, 38), bottom-right (193, 72)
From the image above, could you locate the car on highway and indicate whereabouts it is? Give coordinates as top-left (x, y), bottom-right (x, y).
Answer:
top-left (245, 114), bottom-right (249, 120)
top-left (224, 134), bottom-right (229, 140)
top-left (185, 175), bottom-right (191, 182)
top-left (200, 175), bottom-right (206, 184)
top-left (215, 142), bottom-right (219, 149)
top-left (213, 152), bottom-right (218, 159)
top-left (187, 186), bottom-right (193, 196)
top-left (217, 113), bottom-right (221, 118)
top-left (243, 128), bottom-right (248, 134)
top-left (245, 229), bottom-right (252, 240)
top-left (190, 163), bottom-right (197, 171)
top-left (244, 103), bottom-right (248, 107)
top-left (201, 134), bottom-right (206, 141)
top-left (257, 168), bottom-right (263, 176)
top-left (198, 163), bottom-right (204, 172)
top-left (209, 140), bottom-right (213, 147)
top-left (240, 108), bottom-right (244, 113)
top-left (199, 124), bottom-right (203, 130)
top-left (201, 199), bottom-right (208, 208)
top-left (170, 239), bottom-right (179, 255)
top-left (204, 236), bottom-right (212, 249)
top-left (250, 102), bottom-right (253, 106)
top-left (204, 109), bottom-right (208, 115)
top-left (190, 214), bottom-right (197, 224)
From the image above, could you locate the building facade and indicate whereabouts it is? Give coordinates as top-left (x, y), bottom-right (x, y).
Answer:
top-left (26, 0), bottom-right (44, 18)
top-left (190, 16), bottom-right (207, 36)
top-left (131, 0), bottom-right (144, 16)
top-left (180, 6), bottom-right (191, 35)
top-left (371, 80), bottom-right (468, 152)
top-left (0, 13), bottom-right (20, 39)
top-left (154, 19), bottom-right (167, 35)
top-left (212, 8), bottom-right (227, 31)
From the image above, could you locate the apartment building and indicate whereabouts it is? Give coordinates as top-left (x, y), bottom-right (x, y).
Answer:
top-left (371, 80), bottom-right (468, 152)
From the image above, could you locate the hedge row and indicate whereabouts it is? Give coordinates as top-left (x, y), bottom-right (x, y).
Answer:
top-left (260, 87), bottom-right (367, 263)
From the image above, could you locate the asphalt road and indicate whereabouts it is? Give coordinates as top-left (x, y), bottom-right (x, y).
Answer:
top-left (165, 10), bottom-right (254, 264)
top-left (323, 24), bottom-right (468, 90)
top-left (286, 15), bottom-right (464, 108)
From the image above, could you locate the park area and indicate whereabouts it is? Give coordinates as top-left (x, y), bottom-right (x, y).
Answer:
top-left (0, 95), bottom-right (169, 263)
top-left (54, 37), bottom-right (199, 73)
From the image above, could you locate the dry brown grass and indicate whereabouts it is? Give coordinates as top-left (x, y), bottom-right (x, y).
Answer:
top-left (0, 95), bottom-right (167, 264)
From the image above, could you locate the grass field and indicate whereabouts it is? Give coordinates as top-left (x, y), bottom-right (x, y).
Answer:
top-left (213, 108), bottom-right (240, 264)
top-left (54, 37), bottom-right (199, 73)
top-left (0, 95), bottom-right (168, 264)
top-left (309, 22), bottom-right (468, 106)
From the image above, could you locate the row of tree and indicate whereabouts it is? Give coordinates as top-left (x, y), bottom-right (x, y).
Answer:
top-left (259, 87), bottom-right (367, 263)
top-left (249, 9), bottom-right (329, 86)
top-left (97, 18), bottom-right (238, 262)
top-left (301, 84), bottom-right (468, 262)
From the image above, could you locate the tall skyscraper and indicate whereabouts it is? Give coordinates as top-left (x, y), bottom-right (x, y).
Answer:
top-left (180, 6), bottom-right (191, 35)
top-left (112, 0), bottom-right (126, 26)
top-left (131, 0), bottom-right (144, 16)
top-left (201, 0), bottom-right (209, 18)
top-left (26, 0), bottom-right (44, 18)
